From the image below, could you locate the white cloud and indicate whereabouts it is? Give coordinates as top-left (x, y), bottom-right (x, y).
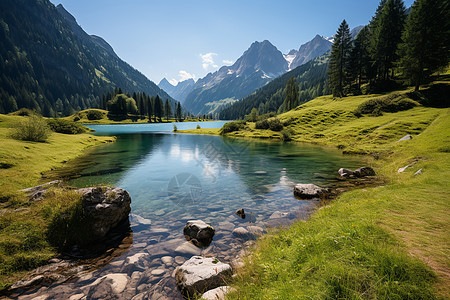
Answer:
top-left (200, 52), bottom-right (218, 70)
top-left (169, 70), bottom-right (196, 86)
top-left (179, 70), bottom-right (196, 81)
top-left (223, 59), bottom-right (233, 65)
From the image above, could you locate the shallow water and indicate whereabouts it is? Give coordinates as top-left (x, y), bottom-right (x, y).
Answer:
top-left (25, 122), bottom-right (362, 299)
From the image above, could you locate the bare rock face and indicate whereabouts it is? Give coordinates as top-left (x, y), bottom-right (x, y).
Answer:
top-left (175, 256), bottom-right (232, 297)
top-left (183, 220), bottom-right (215, 247)
top-left (77, 187), bottom-right (131, 240)
top-left (293, 183), bottom-right (329, 199)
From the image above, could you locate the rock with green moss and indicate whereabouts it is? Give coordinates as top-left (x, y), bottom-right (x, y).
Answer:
top-left (77, 186), bottom-right (131, 240)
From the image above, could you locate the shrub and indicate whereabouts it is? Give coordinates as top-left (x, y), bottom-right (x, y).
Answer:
top-left (281, 128), bottom-right (295, 141)
top-left (196, 124), bottom-right (201, 129)
top-left (12, 115), bottom-right (51, 142)
top-left (46, 118), bottom-right (87, 134)
top-left (86, 110), bottom-right (104, 120)
top-left (10, 108), bottom-right (36, 117)
top-left (354, 94), bottom-right (419, 116)
top-left (220, 120), bottom-right (246, 135)
top-left (173, 125), bottom-right (178, 132)
top-left (73, 116), bottom-right (81, 122)
top-left (268, 118), bottom-right (283, 131)
top-left (255, 119), bottom-right (269, 129)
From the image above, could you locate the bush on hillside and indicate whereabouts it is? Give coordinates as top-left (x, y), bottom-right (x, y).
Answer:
top-left (354, 93), bottom-right (419, 117)
top-left (46, 119), bottom-right (87, 134)
top-left (10, 108), bottom-right (36, 117)
top-left (220, 120), bottom-right (246, 135)
top-left (255, 119), bottom-right (269, 129)
top-left (12, 115), bottom-right (51, 142)
top-left (86, 110), bottom-right (104, 120)
top-left (255, 117), bottom-right (284, 131)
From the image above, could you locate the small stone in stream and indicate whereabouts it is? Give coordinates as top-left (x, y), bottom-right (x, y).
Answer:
top-left (235, 208), bottom-right (246, 219)
top-left (129, 214), bottom-right (151, 226)
top-left (183, 220), bottom-right (215, 247)
top-left (174, 256), bottom-right (186, 265)
top-left (269, 211), bottom-right (289, 219)
top-left (154, 209), bottom-right (165, 216)
top-left (161, 256), bottom-right (174, 265)
top-left (338, 168), bottom-right (355, 178)
top-left (150, 269), bottom-right (166, 276)
top-left (232, 227), bottom-right (250, 238)
top-left (254, 171), bottom-right (267, 175)
top-left (247, 226), bottom-right (265, 237)
top-left (175, 242), bottom-right (202, 256)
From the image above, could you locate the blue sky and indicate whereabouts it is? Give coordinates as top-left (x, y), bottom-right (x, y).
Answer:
top-left (49, 0), bottom-right (414, 85)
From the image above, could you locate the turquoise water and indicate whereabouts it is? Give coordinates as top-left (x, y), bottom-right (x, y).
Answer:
top-left (56, 121), bottom-right (363, 298)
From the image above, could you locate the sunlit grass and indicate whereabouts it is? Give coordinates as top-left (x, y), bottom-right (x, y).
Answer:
top-left (226, 89), bottom-right (449, 298)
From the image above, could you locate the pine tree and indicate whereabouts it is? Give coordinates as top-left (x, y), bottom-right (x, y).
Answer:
top-left (176, 102), bottom-right (182, 122)
top-left (283, 77), bottom-right (299, 111)
top-left (164, 99), bottom-right (172, 121)
top-left (349, 26), bottom-right (371, 93)
top-left (147, 96), bottom-right (154, 122)
top-left (329, 20), bottom-right (352, 97)
top-left (369, 0), bottom-right (406, 82)
top-left (154, 95), bottom-right (163, 122)
top-left (398, 0), bottom-right (450, 91)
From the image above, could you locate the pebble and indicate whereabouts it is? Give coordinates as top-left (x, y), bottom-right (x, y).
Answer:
top-left (161, 256), bottom-right (174, 265)
top-left (150, 269), bottom-right (166, 276)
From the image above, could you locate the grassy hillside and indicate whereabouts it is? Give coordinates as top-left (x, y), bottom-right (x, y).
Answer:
top-left (0, 114), bottom-right (113, 289)
top-left (218, 86), bottom-right (450, 298)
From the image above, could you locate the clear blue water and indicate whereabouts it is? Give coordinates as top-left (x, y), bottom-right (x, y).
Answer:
top-left (43, 121), bottom-right (363, 298)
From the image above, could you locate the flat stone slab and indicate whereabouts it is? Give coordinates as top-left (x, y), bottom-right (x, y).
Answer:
top-left (175, 256), bottom-right (232, 297)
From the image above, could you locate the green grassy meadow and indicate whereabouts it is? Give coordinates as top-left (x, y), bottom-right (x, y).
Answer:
top-left (217, 87), bottom-right (449, 299)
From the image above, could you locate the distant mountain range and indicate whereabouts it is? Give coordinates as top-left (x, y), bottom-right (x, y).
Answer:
top-left (219, 55), bottom-right (330, 120)
top-left (177, 33), bottom-right (346, 116)
top-left (0, 0), bottom-right (175, 116)
top-left (158, 78), bottom-right (195, 104)
top-left (285, 35), bottom-right (332, 70)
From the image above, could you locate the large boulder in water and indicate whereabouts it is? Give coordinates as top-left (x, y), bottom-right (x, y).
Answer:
top-left (293, 184), bottom-right (329, 199)
top-left (183, 220), bottom-right (215, 247)
top-left (77, 186), bottom-right (131, 240)
top-left (175, 256), bottom-right (232, 297)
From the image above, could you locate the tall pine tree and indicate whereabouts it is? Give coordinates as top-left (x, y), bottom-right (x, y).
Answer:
top-left (164, 99), bottom-right (172, 121)
top-left (369, 0), bottom-right (406, 82)
top-left (398, 0), bottom-right (450, 91)
top-left (154, 95), bottom-right (163, 122)
top-left (349, 26), bottom-right (371, 93)
top-left (283, 77), bottom-right (299, 111)
top-left (329, 20), bottom-right (352, 97)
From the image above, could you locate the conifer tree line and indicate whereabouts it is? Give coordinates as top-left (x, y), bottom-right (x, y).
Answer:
top-left (101, 87), bottom-right (184, 122)
top-left (328, 0), bottom-right (449, 97)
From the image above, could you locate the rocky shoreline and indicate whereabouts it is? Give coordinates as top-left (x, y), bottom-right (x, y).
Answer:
top-left (4, 166), bottom-right (377, 299)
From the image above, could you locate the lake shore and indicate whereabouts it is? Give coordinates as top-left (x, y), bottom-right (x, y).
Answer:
top-left (178, 90), bottom-right (449, 298)
top-left (192, 92), bottom-right (449, 298)
top-left (0, 114), bottom-right (115, 290)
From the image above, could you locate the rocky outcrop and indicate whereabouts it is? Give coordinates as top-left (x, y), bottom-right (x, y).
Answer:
top-left (20, 180), bottom-right (62, 201)
top-left (338, 167), bottom-right (376, 178)
top-left (175, 256), bottom-right (232, 297)
top-left (293, 183), bottom-right (329, 199)
top-left (183, 220), bottom-right (215, 247)
top-left (77, 187), bottom-right (131, 240)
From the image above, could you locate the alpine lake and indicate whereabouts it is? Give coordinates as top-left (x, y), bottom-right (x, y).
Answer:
top-left (32, 121), bottom-right (364, 299)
